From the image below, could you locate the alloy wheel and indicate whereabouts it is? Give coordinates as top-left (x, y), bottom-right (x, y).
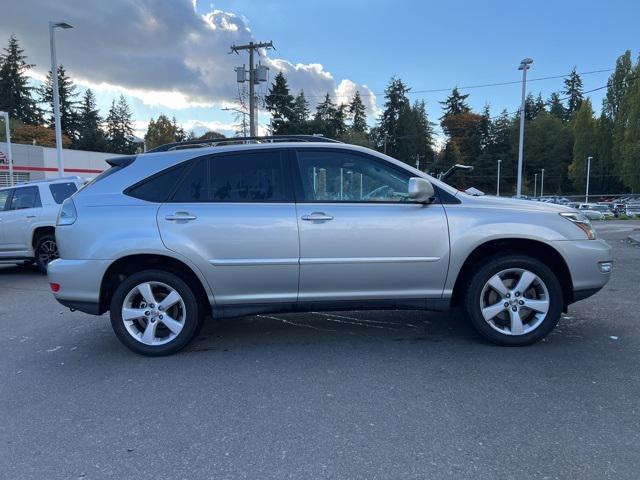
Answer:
top-left (121, 281), bottom-right (186, 346)
top-left (37, 239), bottom-right (59, 266)
top-left (479, 268), bottom-right (550, 336)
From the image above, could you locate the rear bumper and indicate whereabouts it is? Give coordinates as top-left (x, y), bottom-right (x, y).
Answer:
top-left (551, 238), bottom-right (612, 303)
top-left (47, 258), bottom-right (110, 314)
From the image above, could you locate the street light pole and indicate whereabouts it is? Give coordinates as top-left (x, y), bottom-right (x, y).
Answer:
top-left (541, 168), bottom-right (545, 197)
top-left (534, 173), bottom-right (538, 198)
top-left (516, 58), bottom-right (533, 198)
top-left (585, 156), bottom-right (592, 203)
top-left (48, 21), bottom-right (73, 177)
top-left (0, 111), bottom-right (14, 186)
top-left (496, 159), bottom-right (501, 196)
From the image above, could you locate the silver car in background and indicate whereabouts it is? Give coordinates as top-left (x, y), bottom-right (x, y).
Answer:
top-left (48, 137), bottom-right (612, 355)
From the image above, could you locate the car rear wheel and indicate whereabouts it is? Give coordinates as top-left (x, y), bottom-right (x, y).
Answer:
top-left (109, 270), bottom-right (202, 356)
top-left (463, 255), bottom-right (563, 346)
top-left (35, 234), bottom-right (59, 273)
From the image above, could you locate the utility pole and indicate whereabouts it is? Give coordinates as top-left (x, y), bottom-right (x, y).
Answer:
top-left (230, 41), bottom-right (274, 137)
top-left (516, 58), bottom-right (533, 198)
top-left (49, 21), bottom-right (73, 177)
top-left (0, 111), bottom-right (14, 186)
top-left (540, 168), bottom-right (545, 197)
top-left (585, 156), bottom-right (592, 203)
top-left (534, 173), bottom-right (538, 198)
top-left (496, 159), bottom-right (502, 196)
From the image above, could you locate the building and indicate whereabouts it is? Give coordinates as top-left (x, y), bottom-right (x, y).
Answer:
top-left (0, 142), bottom-right (113, 187)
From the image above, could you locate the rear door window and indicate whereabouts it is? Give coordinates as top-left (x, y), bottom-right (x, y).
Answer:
top-left (9, 186), bottom-right (41, 210)
top-left (49, 182), bottom-right (78, 204)
top-left (126, 162), bottom-right (191, 203)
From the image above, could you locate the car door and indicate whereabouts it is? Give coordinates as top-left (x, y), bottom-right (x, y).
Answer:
top-left (157, 149), bottom-right (300, 305)
top-left (294, 148), bottom-right (450, 303)
top-left (1, 186), bottom-right (42, 254)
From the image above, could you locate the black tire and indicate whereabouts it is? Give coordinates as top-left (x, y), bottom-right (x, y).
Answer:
top-left (34, 234), bottom-right (59, 274)
top-left (109, 270), bottom-right (202, 356)
top-left (463, 254), bottom-right (563, 346)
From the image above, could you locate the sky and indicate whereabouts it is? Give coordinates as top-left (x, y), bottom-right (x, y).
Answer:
top-left (0, 0), bottom-right (638, 140)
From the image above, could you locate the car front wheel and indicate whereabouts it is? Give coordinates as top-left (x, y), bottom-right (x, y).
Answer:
top-left (109, 270), bottom-right (202, 356)
top-left (463, 255), bottom-right (563, 346)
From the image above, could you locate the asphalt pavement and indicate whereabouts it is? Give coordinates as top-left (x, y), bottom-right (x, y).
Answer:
top-left (1, 221), bottom-right (639, 479)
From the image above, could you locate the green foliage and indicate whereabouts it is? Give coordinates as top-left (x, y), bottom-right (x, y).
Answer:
top-left (348, 91), bottom-right (367, 133)
top-left (0, 35), bottom-right (41, 125)
top-left (264, 72), bottom-right (295, 134)
top-left (439, 87), bottom-right (470, 119)
top-left (547, 92), bottom-right (566, 121)
top-left (144, 114), bottom-right (186, 150)
top-left (105, 95), bottom-right (135, 154)
top-left (563, 67), bottom-right (583, 120)
top-left (74, 89), bottom-right (107, 152)
top-left (569, 99), bottom-right (598, 190)
top-left (619, 57), bottom-right (640, 191)
top-left (39, 65), bottom-right (79, 141)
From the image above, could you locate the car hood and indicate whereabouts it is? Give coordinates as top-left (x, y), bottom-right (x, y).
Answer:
top-left (456, 193), bottom-right (575, 214)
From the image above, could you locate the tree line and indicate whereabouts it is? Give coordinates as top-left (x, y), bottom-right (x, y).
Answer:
top-left (264, 53), bottom-right (640, 195)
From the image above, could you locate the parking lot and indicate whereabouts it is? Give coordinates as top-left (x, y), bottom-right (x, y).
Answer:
top-left (1, 221), bottom-right (639, 479)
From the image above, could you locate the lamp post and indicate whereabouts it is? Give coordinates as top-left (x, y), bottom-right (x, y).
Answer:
top-left (534, 173), bottom-right (538, 198)
top-left (49, 21), bottom-right (73, 177)
top-left (496, 159), bottom-right (502, 196)
top-left (585, 156), bottom-right (592, 203)
top-left (0, 111), bottom-right (14, 186)
top-left (516, 57), bottom-right (533, 198)
top-left (540, 168), bottom-right (545, 197)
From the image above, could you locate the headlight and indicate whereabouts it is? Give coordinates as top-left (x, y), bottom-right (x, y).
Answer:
top-left (559, 212), bottom-right (596, 239)
top-left (57, 198), bottom-right (77, 226)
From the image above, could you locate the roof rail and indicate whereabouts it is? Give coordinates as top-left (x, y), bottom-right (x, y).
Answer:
top-left (146, 135), bottom-right (341, 153)
top-left (13, 176), bottom-right (83, 186)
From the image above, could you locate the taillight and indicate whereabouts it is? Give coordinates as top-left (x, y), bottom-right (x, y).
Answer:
top-left (50, 283), bottom-right (60, 293)
top-left (57, 198), bottom-right (77, 226)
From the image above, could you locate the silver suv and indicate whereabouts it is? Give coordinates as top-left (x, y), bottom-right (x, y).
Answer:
top-left (47, 137), bottom-right (612, 355)
top-left (0, 177), bottom-right (83, 272)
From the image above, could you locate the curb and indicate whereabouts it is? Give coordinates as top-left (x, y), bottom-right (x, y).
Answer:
top-left (628, 234), bottom-right (640, 245)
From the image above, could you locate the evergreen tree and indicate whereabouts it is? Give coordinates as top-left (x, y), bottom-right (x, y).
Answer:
top-left (619, 56), bottom-right (640, 191)
top-left (75, 89), bottom-right (106, 151)
top-left (348, 91), bottom-right (367, 133)
top-left (439, 87), bottom-right (470, 120)
top-left (291, 90), bottom-right (310, 125)
top-left (105, 94), bottom-right (135, 154)
top-left (563, 67), bottom-right (583, 120)
top-left (548, 92), bottom-right (566, 120)
top-left (525, 92), bottom-right (546, 120)
top-left (264, 72), bottom-right (294, 134)
top-left (0, 35), bottom-right (41, 124)
top-left (375, 77), bottom-right (411, 157)
top-left (40, 65), bottom-right (79, 141)
top-left (568, 99), bottom-right (598, 191)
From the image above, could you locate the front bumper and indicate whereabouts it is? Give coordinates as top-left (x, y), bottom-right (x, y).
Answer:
top-left (47, 258), bottom-right (111, 315)
top-left (551, 238), bottom-right (612, 303)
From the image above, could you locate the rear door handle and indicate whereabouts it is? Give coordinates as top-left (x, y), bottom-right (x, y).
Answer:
top-left (301, 212), bottom-right (334, 221)
top-left (26, 215), bottom-right (36, 219)
top-left (165, 212), bottom-right (198, 221)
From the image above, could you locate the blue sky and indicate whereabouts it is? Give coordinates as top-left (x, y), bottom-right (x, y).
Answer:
top-left (1, 0), bottom-right (638, 139)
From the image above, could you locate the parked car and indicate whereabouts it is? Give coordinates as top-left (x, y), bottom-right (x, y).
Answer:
top-left (582, 203), bottom-right (614, 219)
top-left (48, 136), bottom-right (612, 355)
top-left (625, 203), bottom-right (640, 217)
top-left (575, 203), bottom-right (606, 221)
top-left (0, 177), bottom-right (84, 272)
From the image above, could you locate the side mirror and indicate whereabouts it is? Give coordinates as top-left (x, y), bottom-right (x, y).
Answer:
top-left (408, 177), bottom-right (435, 203)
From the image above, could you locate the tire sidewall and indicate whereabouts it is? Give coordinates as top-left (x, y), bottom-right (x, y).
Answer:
top-left (464, 255), bottom-right (563, 346)
top-left (110, 270), bottom-right (201, 356)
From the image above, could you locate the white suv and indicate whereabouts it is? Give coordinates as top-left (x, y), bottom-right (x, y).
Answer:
top-left (0, 177), bottom-right (84, 272)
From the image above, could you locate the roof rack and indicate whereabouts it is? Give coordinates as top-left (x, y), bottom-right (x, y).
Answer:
top-left (147, 135), bottom-right (341, 153)
top-left (14, 176), bottom-right (83, 186)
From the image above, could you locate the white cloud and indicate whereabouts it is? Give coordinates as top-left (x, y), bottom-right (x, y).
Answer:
top-left (0, 0), bottom-right (376, 119)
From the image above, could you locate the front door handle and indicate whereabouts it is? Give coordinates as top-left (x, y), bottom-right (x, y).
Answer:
top-left (165, 212), bottom-right (198, 221)
top-left (301, 212), bottom-right (334, 221)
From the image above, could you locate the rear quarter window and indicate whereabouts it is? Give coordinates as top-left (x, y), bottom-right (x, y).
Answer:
top-left (49, 182), bottom-right (78, 204)
top-left (125, 162), bottom-right (191, 203)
